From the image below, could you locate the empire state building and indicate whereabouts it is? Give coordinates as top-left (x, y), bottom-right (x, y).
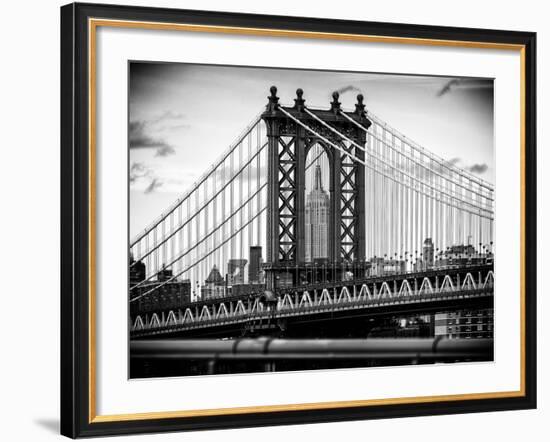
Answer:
top-left (305, 164), bottom-right (330, 262)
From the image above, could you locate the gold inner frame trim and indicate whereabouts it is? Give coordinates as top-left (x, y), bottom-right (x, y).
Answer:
top-left (87, 18), bottom-right (527, 424)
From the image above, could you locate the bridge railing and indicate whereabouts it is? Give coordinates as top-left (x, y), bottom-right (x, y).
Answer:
top-left (130, 111), bottom-right (265, 246)
top-left (131, 275), bottom-right (494, 334)
top-left (131, 262), bottom-right (494, 315)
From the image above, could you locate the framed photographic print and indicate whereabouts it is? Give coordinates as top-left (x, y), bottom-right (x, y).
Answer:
top-left (60, 2), bottom-right (537, 438)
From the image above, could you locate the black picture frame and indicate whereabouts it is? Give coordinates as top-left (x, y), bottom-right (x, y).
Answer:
top-left (60, 2), bottom-right (537, 438)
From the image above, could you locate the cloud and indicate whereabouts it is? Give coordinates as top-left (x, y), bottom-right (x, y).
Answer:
top-left (444, 157), bottom-right (461, 166)
top-left (129, 110), bottom-right (188, 156)
top-left (150, 110), bottom-right (189, 130)
top-left (144, 178), bottom-right (163, 194)
top-left (467, 163), bottom-right (489, 174)
top-left (430, 157), bottom-right (461, 175)
top-left (155, 145), bottom-right (176, 157)
top-left (408, 156), bottom-right (488, 181)
top-left (335, 85), bottom-right (362, 95)
top-left (436, 79), bottom-right (461, 97)
top-left (130, 162), bottom-right (166, 194)
top-left (129, 120), bottom-right (174, 155)
top-left (129, 161), bottom-right (202, 195)
top-left (436, 78), bottom-right (493, 97)
top-left (129, 161), bottom-right (152, 184)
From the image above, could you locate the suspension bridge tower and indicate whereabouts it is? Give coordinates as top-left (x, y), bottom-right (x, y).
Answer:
top-left (261, 87), bottom-right (372, 290)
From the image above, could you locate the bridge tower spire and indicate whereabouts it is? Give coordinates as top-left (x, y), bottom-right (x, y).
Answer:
top-left (261, 87), bottom-right (371, 290)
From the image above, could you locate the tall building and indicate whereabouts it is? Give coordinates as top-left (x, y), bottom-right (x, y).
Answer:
top-left (369, 256), bottom-right (406, 276)
top-left (249, 246), bottom-right (262, 283)
top-left (434, 309), bottom-right (494, 339)
top-left (434, 244), bottom-right (490, 268)
top-left (129, 255), bottom-right (146, 286)
top-left (201, 265), bottom-right (226, 300)
top-left (305, 164), bottom-right (330, 262)
top-left (423, 238), bottom-right (434, 269)
top-left (130, 279), bottom-right (192, 316)
top-left (227, 259), bottom-right (247, 285)
top-left (156, 265), bottom-right (173, 282)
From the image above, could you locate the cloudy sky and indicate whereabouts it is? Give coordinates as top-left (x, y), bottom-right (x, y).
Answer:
top-left (129, 62), bottom-right (494, 238)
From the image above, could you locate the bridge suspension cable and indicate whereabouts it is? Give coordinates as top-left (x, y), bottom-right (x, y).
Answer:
top-left (131, 112), bottom-right (265, 247)
top-left (306, 104), bottom-right (494, 193)
top-left (131, 207), bottom-right (268, 302)
top-left (130, 97), bottom-right (494, 303)
top-left (302, 107), bottom-right (492, 216)
top-left (130, 141), bottom-right (269, 269)
top-left (366, 109), bottom-right (494, 192)
top-left (130, 140), bottom-right (328, 301)
top-left (276, 106), bottom-right (366, 166)
top-left (280, 105), bottom-right (492, 218)
top-left (130, 183), bottom-right (268, 293)
top-left (278, 103), bottom-right (493, 264)
top-left (337, 110), bottom-right (493, 201)
top-left (130, 114), bottom-right (268, 287)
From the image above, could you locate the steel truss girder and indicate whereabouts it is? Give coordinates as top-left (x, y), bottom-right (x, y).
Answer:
top-left (277, 136), bottom-right (298, 262)
top-left (130, 266), bottom-right (495, 335)
top-left (339, 141), bottom-right (361, 261)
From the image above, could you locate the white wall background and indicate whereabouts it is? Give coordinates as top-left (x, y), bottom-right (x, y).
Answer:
top-left (0, 0), bottom-right (546, 440)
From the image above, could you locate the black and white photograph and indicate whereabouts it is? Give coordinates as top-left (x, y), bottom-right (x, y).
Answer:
top-left (128, 62), bottom-right (495, 378)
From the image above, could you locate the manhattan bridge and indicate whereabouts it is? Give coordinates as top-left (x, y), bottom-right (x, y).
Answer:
top-left (128, 87), bottom-right (494, 374)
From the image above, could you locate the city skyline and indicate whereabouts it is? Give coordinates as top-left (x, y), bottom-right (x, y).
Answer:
top-left (130, 236), bottom-right (493, 302)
